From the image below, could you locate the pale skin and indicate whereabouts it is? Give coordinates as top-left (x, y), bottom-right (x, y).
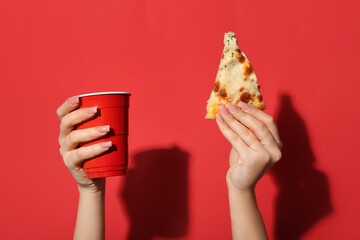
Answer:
top-left (57, 95), bottom-right (109, 240)
top-left (57, 96), bottom-right (282, 240)
top-left (217, 101), bottom-right (282, 240)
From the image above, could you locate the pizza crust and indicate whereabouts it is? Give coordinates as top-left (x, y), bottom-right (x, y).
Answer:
top-left (205, 32), bottom-right (266, 120)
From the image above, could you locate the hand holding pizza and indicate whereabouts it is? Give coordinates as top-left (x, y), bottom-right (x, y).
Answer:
top-left (216, 101), bottom-right (282, 192)
top-left (209, 32), bottom-right (278, 239)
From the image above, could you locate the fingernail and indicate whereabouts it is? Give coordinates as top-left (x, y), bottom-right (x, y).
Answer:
top-left (97, 125), bottom-right (110, 133)
top-left (238, 101), bottom-right (250, 111)
top-left (100, 141), bottom-right (112, 149)
top-left (216, 113), bottom-right (224, 123)
top-left (219, 105), bottom-right (229, 115)
top-left (226, 103), bottom-right (238, 113)
top-left (69, 96), bottom-right (79, 105)
top-left (85, 106), bottom-right (98, 114)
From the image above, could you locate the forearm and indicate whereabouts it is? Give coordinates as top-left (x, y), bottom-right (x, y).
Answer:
top-left (74, 187), bottom-right (105, 240)
top-left (228, 189), bottom-right (268, 240)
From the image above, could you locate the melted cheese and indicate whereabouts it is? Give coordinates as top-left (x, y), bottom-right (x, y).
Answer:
top-left (205, 32), bottom-right (265, 119)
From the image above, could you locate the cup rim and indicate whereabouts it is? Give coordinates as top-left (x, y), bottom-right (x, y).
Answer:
top-left (79, 91), bottom-right (131, 97)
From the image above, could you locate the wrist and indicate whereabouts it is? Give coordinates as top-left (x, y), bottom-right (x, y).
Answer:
top-left (78, 178), bottom-right (106, 195)
top-left (78, 184), bottom-right (105, 197)
top-left (226, 180), bottom-right (255, 195)
top-left (78, 186), bottom-right (104, 196)
top-left (228, 187), bottom-right (255, 197)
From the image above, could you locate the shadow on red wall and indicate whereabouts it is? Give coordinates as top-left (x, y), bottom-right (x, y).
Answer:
top-left (271, 94), bottom-right (333, 240)
top-left (120, 146), bottom-right (189, 240)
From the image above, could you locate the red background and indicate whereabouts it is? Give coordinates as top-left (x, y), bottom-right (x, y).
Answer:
top-left (1, 0), bottom-right (360, 239)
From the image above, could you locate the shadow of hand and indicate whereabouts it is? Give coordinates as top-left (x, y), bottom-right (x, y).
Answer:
top-left (271, 94), bottom-right (333, 240)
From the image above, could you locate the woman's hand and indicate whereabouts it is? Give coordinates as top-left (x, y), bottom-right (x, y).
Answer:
top-left (216, 101), bottom-right (282, 192)
top-left (57, 96), bottom-right (112, 193)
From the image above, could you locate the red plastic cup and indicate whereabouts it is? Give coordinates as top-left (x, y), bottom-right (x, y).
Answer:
top-left (76, 92), bottom-right (131, 179)
top-left (85, 165), bottom-right (128, 173)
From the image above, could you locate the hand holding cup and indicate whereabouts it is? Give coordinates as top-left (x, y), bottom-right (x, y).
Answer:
top-left (57, 96), bottom-right (111, 192)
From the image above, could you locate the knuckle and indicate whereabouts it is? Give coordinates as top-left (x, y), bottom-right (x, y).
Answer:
top-left (60, 116), bottom-right (69, 129)
top-left (62, 152), bottom-right (71, 167)
top-left (75, 148), bottom-right (84, 160)
top-left (248, 106), bottom-right (258, 115)
top-left (237, 128), bottom-right (250, 141)
top-left (257, 122), bottom-right (267, 132)
top-left (263, 153), bottom-right (271, 164)
top-left (64, 151), bottom-right (77, 168)
top-left (274, 149), bottom-right (282, 161)
top-left (60, 150), bottom-right (72, 166)
top-left (59, 146), bottom-right (64, 156)
top-left (64, 158), bottom-right (73, 169)
top-left (241, 127), bottom-right (252, 138)
top-left (266, 116), bottom-right (275, 126)
top-left (229, 133), bottom-right (241, 143)
top-left (66, 131), bottom-right (77, 144)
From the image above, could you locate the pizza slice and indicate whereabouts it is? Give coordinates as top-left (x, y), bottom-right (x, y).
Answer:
top-left (205, 32), bottom-right (266, 119)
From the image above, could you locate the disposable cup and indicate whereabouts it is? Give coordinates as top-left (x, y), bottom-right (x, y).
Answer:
top-left (86, 170), bottom-right (126, 179)
top-left (85, 165), bottom-right (127, 173)
top-left (76, 92), bottom-right (130, 179)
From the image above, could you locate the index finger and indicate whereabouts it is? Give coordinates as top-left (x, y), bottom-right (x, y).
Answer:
top-left (56, 96), bottom-right (80, 121)
top-left (238, 101), bottom-right (282, 148)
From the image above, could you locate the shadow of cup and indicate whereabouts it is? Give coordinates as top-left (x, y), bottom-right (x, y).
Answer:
top-left (121, 146), bottom-right (190, 240)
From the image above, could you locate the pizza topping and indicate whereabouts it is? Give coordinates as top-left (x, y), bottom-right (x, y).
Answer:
top-left (243, 61), bottom-right (253, 75)
top-left (219, 89), bottom-right (227, 98)
top-left (240, 92), bottom-right (251, 103)
top-left (239, 55), bottom-right (245, 63)
top-left (236, 53), bottom-right (245, 63)
top-left (213, 81), bottom-right (220, 92)
top-left (205, 32), bottom-right (265, 119)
